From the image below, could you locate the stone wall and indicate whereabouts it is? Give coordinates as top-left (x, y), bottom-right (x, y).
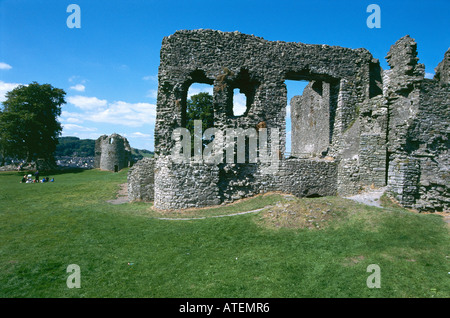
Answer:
top-left (151, 29), bottom-right (374, 210)
top-left (411, 79), bottom-right (449, 210)
top-left (358, 95), bottom-right (388, 188)
top-left (154, 157), bottom-right (221, 210)
top-left (153, 157), bottom-right (337, 210)
top-left (127, 157), bottom-right (155, 202)
top-left (290, 81), bottom-right (334, 158)
top-left (155, 30), bottom-right (373, 157)
top-left (383, 37), bottom-right (449, 211)
top-left (128, 30), bottom-right (448, 212)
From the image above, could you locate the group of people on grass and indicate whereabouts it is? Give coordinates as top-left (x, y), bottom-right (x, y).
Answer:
top-left (21, 170), bottom-right (54, 183)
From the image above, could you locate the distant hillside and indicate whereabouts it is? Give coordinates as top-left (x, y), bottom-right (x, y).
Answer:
top-left (131, 148), bottom-right (154, 158)
top-left (55, 137), bottom-right (95, 157)
top-left (55, 137), bottom-right (153, 159)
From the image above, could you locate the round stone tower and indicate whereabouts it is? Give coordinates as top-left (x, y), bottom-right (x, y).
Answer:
top-left (94, 133), bottom-right (132, 172)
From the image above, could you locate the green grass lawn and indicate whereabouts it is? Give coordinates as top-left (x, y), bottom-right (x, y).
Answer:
top-left (0, 169), bottom-right (448, 298)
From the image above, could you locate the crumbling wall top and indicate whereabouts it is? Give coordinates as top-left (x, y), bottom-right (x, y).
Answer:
top-left (434, 48), bottom-right (450, 85)
top-left (159, 29), bottom-right (375, 82)
top-left (385, 35), bottom-right (425, 77)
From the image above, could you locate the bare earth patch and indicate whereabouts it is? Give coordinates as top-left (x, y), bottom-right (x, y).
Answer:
top-left (342, 255), bottom-right (365, 267)
top-left (344, 186), bottom-right (386, 208)
top-left (106, 183), bottom-right (129, 205)
top-left (257, 197), bottom-right (344, 230)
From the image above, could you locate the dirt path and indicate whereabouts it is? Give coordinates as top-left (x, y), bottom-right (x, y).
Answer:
top-left (106, 183), bottom-right (129, 205)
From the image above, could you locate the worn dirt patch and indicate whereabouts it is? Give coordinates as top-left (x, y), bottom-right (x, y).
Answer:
top-left (344, 187), bottom-right (386, 208)
top-left (256, 198), bottom-right (344, 230)
top-left (106, 183), bottom-right (129, 205)
top-left (343, 255), bottom-right (365, 267)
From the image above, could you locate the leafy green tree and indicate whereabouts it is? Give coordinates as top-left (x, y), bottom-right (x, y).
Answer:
top-left (185, 92), bottom-right (214, 132)
top-left (0, 82), bottom-right (66, 164)
top-left (185, 92), bottom-right (214, 150)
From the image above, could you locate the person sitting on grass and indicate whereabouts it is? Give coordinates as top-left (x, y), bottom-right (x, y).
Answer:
top-left (21, 175), bottom-right (27, 183)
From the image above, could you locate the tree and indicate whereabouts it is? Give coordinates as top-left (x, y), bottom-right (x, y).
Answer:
top-left (0, 82), bottom-right (66, 165)
top-left (185, 92), bottom-right (214, 151)
top-left (185, 92), bottom-right (214, 133)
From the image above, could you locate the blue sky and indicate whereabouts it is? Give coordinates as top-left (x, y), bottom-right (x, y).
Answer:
top-left (1, 0), bottom-right (449, 151)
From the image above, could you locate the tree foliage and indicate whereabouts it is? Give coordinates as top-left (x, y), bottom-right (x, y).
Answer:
top-left (185, 92), bottom-right (214, 150)
top-left (185, 92), bottom-right (214, 133)
top-left (0, 82), bottom-right (66, 163)
top-left (55, 137), bottom-right (95, 157)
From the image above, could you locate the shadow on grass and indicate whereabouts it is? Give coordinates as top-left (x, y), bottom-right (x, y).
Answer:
top-left (9, 167), bottom-right (129, 177)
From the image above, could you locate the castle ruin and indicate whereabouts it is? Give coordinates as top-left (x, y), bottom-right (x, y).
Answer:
top-left (94, 133), bottom-right (132, 172)
top-left (128, 30), bottom-right (449, 212)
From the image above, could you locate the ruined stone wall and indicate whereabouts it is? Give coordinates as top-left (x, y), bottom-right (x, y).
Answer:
top-left (94, 133), bottom-right (132, 172)
top-left (392, 78), bottom-right (450, 211)
top-left (153, 157), bottom-right (337, 210)
top-left (218, 159), bottom-right (337, 204)
top-left (276, 158), bottom-right (338, 197)
top-left (411, 79), bottom-right (449, 210)
top-left (154, 158), bottom-right (221, 209)
top-left (358, 95), bottom-right (388, 188)
top-left (384, 37), bottom-right (449, 211)
top-left (290, 81), bottom-right (332, 158)
top-left (127, 157), bottom-right (155, 202)
top-left (155, 30), bottom-right (374, 155)
top-left (152, 29), bottom-right (374, 210)
top-left (128, 30), bottom-right (448, 212)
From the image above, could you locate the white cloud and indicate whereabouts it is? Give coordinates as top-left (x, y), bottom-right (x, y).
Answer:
top-left (61, 110), bottom-right (83, 119)
top-left (70, 84), bottom-right (86, 92)
top-left (62, 124), bottom-right (97, 132)
top-left (64, 117), bottom-right (84, 124)
top-left (0, 81), bottom-right (22, 102)
top-left (142, 75), bottom-right (158, 81)
top-left (67, 95), bottom-right (107, 110)
top-left (132, 132), bottom-right (152, 138)
top-left (62, 99), bottom-right (157, 128)
top-left (187, 84), bottom-right (213, 98)
top-left (146, 89), bottom-right (158, 99)
top-left (233, 92), bottom-right (247, 116)
top-left (87, 101), bottom-right (156, 127)
top-left (0, 62), bottom-right (12, 70)
top-left (68, 76), bottom-right (87, 84)
top-left (425, 72), bottom-right (434, 79)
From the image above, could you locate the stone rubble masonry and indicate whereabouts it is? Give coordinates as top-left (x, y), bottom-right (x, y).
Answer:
top-left (127, 30), bottom-right (449, 212)
top-left (127, 157), bottom-right (154, 202)
top-left (94, 133), bottom-right (132, 172)
top-left (384, 36), bottom-right (449, 211)
top-left (290, 81), bottom-right (333, 158)
top-left (434, 48), bottom-right (449, 85)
